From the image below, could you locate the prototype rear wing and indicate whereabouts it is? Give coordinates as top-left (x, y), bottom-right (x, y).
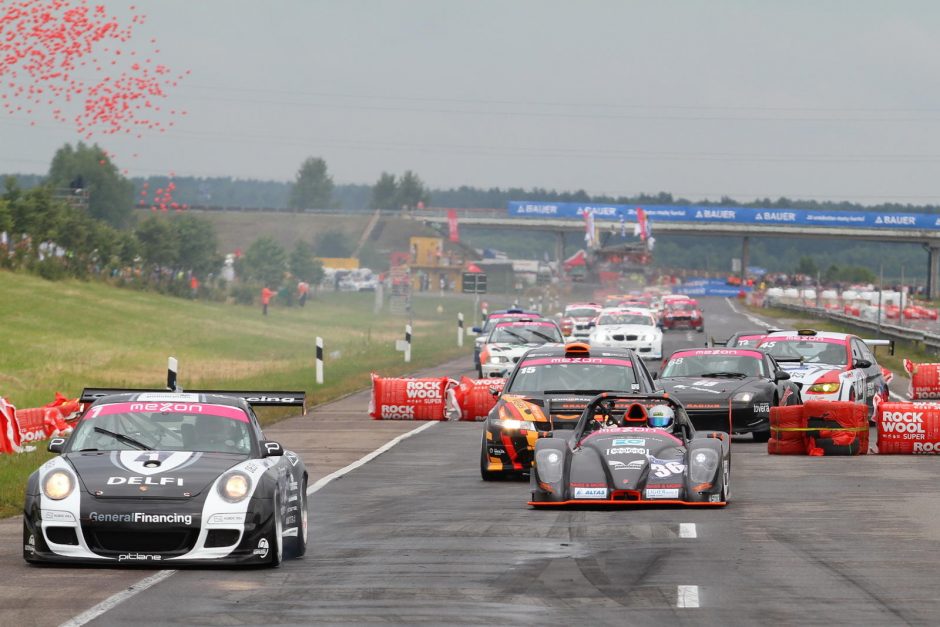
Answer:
top-left (863, 338), bottom-right (895, 356)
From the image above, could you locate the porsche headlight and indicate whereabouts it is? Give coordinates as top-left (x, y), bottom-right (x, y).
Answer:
top-left (489, 356), bottom-right (509, 364)
top-left (218, 471), bottom-right (252, 503)
top-left (689, 449), bottom-right (720, 483)
top-left (535, 449), bottom-right (564, 483)
top-left (732, 391), bottom-right (755, 403)
top-left (500, 419), bottom-right (536, 431)
top-left (42, 470), bottom-right (75, 501)
top-left (808, 382), bottom-right (841, 394)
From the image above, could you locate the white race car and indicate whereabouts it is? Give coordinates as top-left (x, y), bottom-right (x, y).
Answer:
top-left (587, 308), bottom-right (663, 360)
top-left (479, 319), bottom-right (564, 378)
top-left (757, 329), bottom-right (891, 417)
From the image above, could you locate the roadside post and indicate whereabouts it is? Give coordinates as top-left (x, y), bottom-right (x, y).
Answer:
top-left (315, 337), bottom-right (324, 385)
top-left (457, 313), bottom-right (464, 347)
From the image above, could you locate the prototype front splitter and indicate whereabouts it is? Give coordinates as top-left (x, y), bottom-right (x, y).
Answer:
top-left (528, 499), bottom-right (727, 507)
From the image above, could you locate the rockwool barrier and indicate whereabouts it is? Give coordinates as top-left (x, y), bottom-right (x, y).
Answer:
top-left (369, 374), bottom-right (509, 421)
top-left (902, 360), bottom-right (940, 400)
top-left (453, 376), bottom-right (505, 421)
top-left (0, 393), bottom-right (78, 454)
top-left (877, 401), bottom-right (940, 454)
top-left (369, 375), bottom-right (461, 421)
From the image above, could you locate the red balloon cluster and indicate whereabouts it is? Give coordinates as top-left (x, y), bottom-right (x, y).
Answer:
top-left (0, 0), bottom-right (188, 139)
top-left (141, 173), bottom-right (187, 212)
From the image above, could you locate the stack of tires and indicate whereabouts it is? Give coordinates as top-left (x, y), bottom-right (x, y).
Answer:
top-left (768, 401), bottom-right (868, 455)
top-left (804, 401), bottom-right (868, 455)
top-left (768, 405), bottom-right (806, 454)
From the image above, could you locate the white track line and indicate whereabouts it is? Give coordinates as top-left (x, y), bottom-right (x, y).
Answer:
top-left (307, 421), bottom-right (437, 495)
top-left (677, 585), bottom-right (700, 608)
top-left (725, 298), bottom-right (773, 328)
top-left (60, 421), bottom-right (438, 627)
top-left (59, 570), bottom-right (178, 627)
top-left (679, 523), bottom-right (697, 538)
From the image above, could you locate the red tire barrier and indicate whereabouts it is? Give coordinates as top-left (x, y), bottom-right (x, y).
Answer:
top-left (877, 401), bottom-right (940, 454)
top-left (902, 360), bottom-right (940, 400)
top-left (767, 437), bottom-right (806, 455)
top-left (453, 376), bottom-right (505, 421)
top-left (768, 401), bottom-right (867, 455)
top-left (369, 374), bottom-right (459, 420)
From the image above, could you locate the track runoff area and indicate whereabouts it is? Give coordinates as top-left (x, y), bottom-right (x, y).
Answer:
top-left (10, 296), bottom-right (940, 626)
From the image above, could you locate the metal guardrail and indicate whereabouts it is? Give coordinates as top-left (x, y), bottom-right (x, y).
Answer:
top-left (772, 301), bottom-right (940, 354)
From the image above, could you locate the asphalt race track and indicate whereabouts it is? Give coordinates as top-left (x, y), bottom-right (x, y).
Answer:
top-left (6, 297), bottom-right (940, 626)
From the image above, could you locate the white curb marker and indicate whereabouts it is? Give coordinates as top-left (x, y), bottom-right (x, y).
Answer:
top-left (677, 585), bottom-right (700, 608)
top-left (679, 523), bottom-right (697, 538)
top-left (308, 421), bottom-right (437, 495)
top-left (59, 570), bottom-right (178, 627)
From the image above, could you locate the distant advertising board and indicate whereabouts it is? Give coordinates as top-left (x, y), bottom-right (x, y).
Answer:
top-left (507, 201), bottom-right (940, 231)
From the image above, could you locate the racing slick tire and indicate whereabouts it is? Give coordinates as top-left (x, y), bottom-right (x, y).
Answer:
top-left (480, 438), bottom-right (501, 481)
top-left (696, 325), bottom-right (705, 333)
top-left (752, 429), bottom-right (771, 443)
top-left (268, 491), bottom-right (284, 568)
top-left (284, 477), bottom-right (308, 559)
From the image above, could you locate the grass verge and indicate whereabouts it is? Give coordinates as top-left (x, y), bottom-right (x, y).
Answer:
top-left (0, 270), bottom-right (474, 517)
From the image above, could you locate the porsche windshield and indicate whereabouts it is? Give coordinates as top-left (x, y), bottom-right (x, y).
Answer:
top-left (507, 358), bottom-right (637, 394)
top-left (662, 353), bottom-right (766, 378)
top-left (760, 338), bottom-right (847, 365)
top-left (489, 324), bottom-right (562, 344)
top-left (597, 313), bottom-right (655, 326)
top-left (69, 402), bottom-right (253, 454)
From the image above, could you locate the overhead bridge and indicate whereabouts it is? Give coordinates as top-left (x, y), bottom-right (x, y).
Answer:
top-left (405, 201), bottom-right (940, 297)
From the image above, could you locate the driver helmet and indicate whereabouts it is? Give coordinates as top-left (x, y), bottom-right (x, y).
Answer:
top-left (648, 404), bottom-right (675, 430)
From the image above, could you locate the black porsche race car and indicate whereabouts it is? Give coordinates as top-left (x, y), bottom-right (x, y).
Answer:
top-left (23, 386), bottom-right (308, 567)
top-left (657, 347), bottom-right (801, 441)
top-left (529, 393), bottom-right (730, 507)
top-left (480, 342), bottom-right (658, 480)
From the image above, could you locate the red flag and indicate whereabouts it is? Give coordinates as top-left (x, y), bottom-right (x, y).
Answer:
top-left (447, 209), bottom-right (459, 242)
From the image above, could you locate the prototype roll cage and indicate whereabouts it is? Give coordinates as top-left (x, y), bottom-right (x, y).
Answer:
top-left (572, 393), bottom-right (694, 445)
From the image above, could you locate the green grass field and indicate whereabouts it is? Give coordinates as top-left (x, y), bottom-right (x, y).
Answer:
top-left (0, 270), bottom-right (474, 517)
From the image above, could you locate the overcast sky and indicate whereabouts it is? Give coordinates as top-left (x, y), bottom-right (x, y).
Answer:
top-left (4, 0), bottom-right (940, 204)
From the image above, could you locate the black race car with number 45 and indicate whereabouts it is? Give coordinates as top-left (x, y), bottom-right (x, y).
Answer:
top-left (23, 385), bottom-right (308, 567)
top-left (529, 393), bottom-right (730, 507)
top-left (657, 347), bottom-right (801, 441)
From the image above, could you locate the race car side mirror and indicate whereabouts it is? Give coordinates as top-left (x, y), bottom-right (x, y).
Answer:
top-left (854, 359), bottom-right (872, 369)
top-left (774, 371), bottom-right (791, 381)
top-left (489, 387), bottom-right (501, 397)
top-left (262, 441), bottom-right (284, 457)
top-left (47, 438), bottom-right (66, 454)
top-left (471, 327), bottom-right (482, 334)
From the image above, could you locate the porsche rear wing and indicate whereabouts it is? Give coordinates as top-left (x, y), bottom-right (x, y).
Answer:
top-left (79, 388), bottom-right (307, 413)
top-left (79, 357), bottom-right (307, 413)
top-left (862, 338), bottom-right (895, 356)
